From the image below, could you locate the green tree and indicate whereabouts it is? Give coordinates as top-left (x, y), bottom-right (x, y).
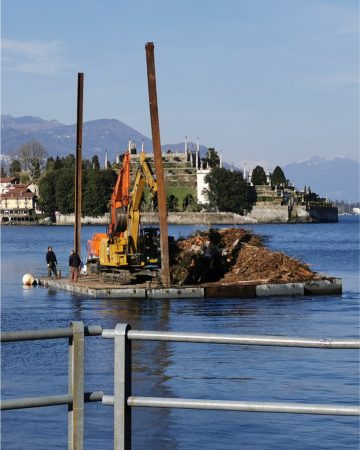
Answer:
top-left (53, 156), bottom-right (63, 171)
top-left (46, 157), bottom-right (55, 171)
top-left (32, 160), bottom-right (42, 179)
top-left (204, 167), bottom-right (250, 213)
top-left (20, 172), bottom-right (31, 184)
top-left (82, 168), bottom-right (117, 217)
top-left (82, 171), bottom-right (100, 216)
top-left (55, 168), bottom-right (74, 214)
top-left (1, 165), bottom-right (7, 177)
top-left (63, 154), bottom-right (75, 168)
top-left (271, 166), bottom-right (286, 186)
top-left (92, 155), bottom-right (100, 170)
top-left (167, 194), bottom-right (179, 212)
top-left (203, 148), bottom-right (220, 168)
top-left (82, 159), bottom-right (92, 171)
top-left (183, 193), bottom-right (195, 210)
top-left (251, 165), bottom-right (267, 185)
top-left (38, 171), bottom-right (57, 214)
top-left (17, 141), bottom-right (48, 179)
top-left (9, 159), bottom-right (22, 176)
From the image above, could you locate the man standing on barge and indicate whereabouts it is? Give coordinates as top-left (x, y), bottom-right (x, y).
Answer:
top-left (46, 246), bottom-right (58, 277)
top-left (69, 249), bottom-right (81, 282)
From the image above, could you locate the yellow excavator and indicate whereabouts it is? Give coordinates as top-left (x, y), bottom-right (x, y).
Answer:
top-left (87, 150), bottom-right (161, 284)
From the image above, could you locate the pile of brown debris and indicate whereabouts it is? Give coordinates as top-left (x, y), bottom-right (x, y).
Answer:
top-left (169, 228), bottom-right (320, 286)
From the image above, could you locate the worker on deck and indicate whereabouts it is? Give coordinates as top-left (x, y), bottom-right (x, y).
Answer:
top-left (46, 246), bottom-right (58, 278)
top-left (69, 249), bottom-right (81, 282)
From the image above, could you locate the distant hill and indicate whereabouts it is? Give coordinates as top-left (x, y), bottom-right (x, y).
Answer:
top-left (3, 115), bottom-right (358, 202)
top-left (284, 156), bottom-right (359, 203)
top-left (1, 115), bottom-right (207, 161)
top-left (1, 114), bottom-right (64, 131)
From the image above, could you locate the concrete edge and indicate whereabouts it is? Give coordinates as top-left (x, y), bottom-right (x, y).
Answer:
top-left (147, 287), bottom-right (205, 299)
top-left (304, 278), bottom-right (342, 295)
top-left (40, 278), bottom-right (342, 299)
top-left (255, 282), bottom-right (304, 297)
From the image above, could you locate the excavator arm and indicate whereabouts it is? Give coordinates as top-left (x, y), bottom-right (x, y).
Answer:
top-left (127, 151), bottom-right (158, 254)
top-left (108, 151), bottom-right (131, 236)
top-left (87, 152), bottom-right (131, 261)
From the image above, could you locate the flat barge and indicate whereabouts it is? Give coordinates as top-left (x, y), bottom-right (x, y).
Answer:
top-left (40, 275), bottom-right (342, 299)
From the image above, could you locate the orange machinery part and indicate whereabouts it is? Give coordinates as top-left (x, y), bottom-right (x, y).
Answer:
top-left (87, 151), bottom-right (131, 259)
top-left (108, 151), bottom-right (131, 235)
top-left (86, 232), bottom-right (107, 259)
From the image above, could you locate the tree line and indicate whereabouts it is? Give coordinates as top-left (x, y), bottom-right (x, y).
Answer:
top-left (38, 154), bottom-right (117, 217)
top-left (2, 140), bottom-right (289, 217)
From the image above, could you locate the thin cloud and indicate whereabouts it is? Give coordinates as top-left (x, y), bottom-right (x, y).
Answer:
top-left (303, 73), bottom-right (359, 92)
top-left (1, 38), bottom-right (74, 75)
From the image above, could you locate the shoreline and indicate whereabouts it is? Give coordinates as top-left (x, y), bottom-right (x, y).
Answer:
top-left (1, 209), bottom-right (339, 226)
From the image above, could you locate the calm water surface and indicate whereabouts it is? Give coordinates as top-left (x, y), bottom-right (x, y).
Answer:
top-left (1, 216), bottom-right (359, 449)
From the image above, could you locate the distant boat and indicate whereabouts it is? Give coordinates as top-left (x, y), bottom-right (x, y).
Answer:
top-left (353, 208), bottom-right (360, 215)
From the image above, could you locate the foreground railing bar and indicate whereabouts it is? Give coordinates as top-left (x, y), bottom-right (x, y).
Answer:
top-left (84, 391), bottom-right (104, 403)
top-left (68, 321), bottom-right (85, 450)
top-left (125, 396), bottom-right (360, 416)
top-left (1, 394), bottom-right (73, 410)
top-left (1, 325), bottom-right (102, 342)
top-left (102, 329), bottom-right (360, 349)
top-left (1, 391), bottom-right (104, 411)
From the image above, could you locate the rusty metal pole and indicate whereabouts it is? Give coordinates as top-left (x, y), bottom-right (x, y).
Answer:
top-left (74, 73), bottom-right (84, 257)
top-left (145, 42), bottom-right (170, 287)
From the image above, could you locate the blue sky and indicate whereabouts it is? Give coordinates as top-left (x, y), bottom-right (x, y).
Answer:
top-left (1, 0), bottom-right (359, 165)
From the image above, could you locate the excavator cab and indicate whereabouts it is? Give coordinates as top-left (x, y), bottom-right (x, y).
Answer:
top-left (141, 226), bottom-right (161, 267)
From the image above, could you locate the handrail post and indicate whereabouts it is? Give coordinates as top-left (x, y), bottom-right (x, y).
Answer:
top-left (68, 321), bottom-right (85, 450)
top-left (114, 324), bottom-right (132, 450)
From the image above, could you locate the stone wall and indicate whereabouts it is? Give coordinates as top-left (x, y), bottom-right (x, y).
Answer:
top-left (54, 212), bottom-right (256, 225)
top-left (54, 207), bottom-right (337, 225)
top-left (142, 212), bottom-right (257, 225)
top-left (247, 202), bottom-right (289, 223)
top-left (290, 206), bottom-right (338, 223)
top-left (55, 212), bottom-right (110, 225)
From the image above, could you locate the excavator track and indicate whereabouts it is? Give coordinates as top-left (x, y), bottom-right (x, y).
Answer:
top-left (100, 270), bottom-right (132, 285)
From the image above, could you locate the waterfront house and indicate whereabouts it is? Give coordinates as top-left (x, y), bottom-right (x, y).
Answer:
top-left (0, 176), bottom-right (19, 193)
top-left (0, 182), bottom-right (38, 223)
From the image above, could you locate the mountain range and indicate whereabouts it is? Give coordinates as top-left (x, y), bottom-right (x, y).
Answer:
top-left (284, 156), bottom-right (359, 203)
top-left (1, 115), bottom-right (359, 202)
top-left (1, 114), bottom-right (207, 161)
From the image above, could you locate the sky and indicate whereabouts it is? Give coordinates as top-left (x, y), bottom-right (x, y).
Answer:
top-left (1, 0), bottom-right (359, 166)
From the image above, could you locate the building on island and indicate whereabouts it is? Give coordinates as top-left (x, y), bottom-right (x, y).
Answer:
top-left (0, 178), bottom-right (38, 223)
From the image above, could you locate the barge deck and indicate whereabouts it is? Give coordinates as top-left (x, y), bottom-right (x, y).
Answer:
top-left (40, 275), bottom-right (342, 299)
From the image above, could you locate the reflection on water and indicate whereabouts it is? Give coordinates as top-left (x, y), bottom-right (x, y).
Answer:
top-left (1, 217), bottom-right (359, 450)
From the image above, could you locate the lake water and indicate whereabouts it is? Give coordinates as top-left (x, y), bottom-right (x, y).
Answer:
top-left (1, 216), bottom-right (359, 449)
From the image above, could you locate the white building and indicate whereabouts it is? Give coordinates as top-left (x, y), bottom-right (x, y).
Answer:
top-left (196, 166), bottom-right (211, 205)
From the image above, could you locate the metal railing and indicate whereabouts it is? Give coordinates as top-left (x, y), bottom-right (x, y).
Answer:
top-left (1, 322), bottom-right (103, 450)
top-left (2, 322), bottom-right (360, 450)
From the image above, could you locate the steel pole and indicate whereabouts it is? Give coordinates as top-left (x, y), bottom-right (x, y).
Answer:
top-left (74, 73), bottom-right (84, 256)
top-left (113, 323), bottom-right (132, 450)
top-left (145, 42), bottom-right (170, 287)
top-left (68, 321), bottom-right (85, 450)
top-left (127, 396), bottom-right (360, 416)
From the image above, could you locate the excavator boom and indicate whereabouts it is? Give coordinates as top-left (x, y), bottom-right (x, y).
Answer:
top-left (127, 151), bottom-right (158, 254)
top-left (108, 151), bottom-right (131, 235)
top-left (87, 152), bottom-right (131, 261)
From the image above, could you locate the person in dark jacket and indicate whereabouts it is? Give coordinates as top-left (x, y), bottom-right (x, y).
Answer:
top-left (46, 246), bottom-right (58, 277)
top-left (69, 249), bottom-right (82, 282)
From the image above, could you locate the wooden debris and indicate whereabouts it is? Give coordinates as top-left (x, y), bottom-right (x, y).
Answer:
top-left (170, 228), bottom-right (320, 286)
